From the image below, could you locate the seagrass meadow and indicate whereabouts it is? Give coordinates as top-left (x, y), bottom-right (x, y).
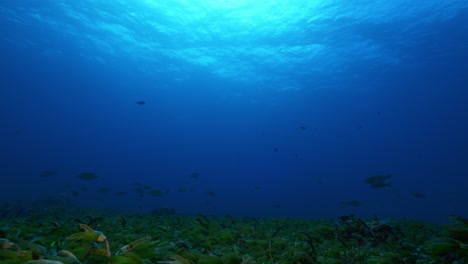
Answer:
top-left (0, 206), bottom-right (467, 264)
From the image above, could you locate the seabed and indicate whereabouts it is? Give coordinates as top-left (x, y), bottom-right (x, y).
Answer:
top-left (0, 206), bottom-right (467, 264)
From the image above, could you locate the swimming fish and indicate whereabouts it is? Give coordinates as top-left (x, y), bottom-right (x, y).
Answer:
top-left (76, 172), bottom-right (100, 180)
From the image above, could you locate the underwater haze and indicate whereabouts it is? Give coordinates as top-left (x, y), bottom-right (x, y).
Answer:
top-left (1, 0), bottom-right (467, 224)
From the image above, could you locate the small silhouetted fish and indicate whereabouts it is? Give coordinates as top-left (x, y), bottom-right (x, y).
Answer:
top-left (114, 192), bottom-right (127, 196)
top-left (411, 192), bottom-right (425, 198)
top-left (148, 189), bottom-right (163, 197)
top-left (299, 126), bottom-right (306, 130)
top-left (365, 175), bottom-right (392, 189)
top-left (190, 172), bottom-right (201, 179)
top-left (76, 172), bottom-right (100, 180)
top-left (72, 191), bottom-right (79, 197)
top-left (136, 101), bottom-right (145, 105)
top-left (274, 148), bottom-right (278, 152)
top-left (40, 170), bottom-right (57, 177)
top-left (206, 191), bottom-right (217, 197)
top-left (15, 130), bottom-right (22, 135)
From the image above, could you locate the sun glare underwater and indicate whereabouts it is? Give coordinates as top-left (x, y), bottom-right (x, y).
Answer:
top-left (1, 0), bottom-right (468, 263)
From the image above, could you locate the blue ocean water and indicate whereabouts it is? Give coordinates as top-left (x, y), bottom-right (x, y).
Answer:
top-left (0, 0), bottom-right (467, 224)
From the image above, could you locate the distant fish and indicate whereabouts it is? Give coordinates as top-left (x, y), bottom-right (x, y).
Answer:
top-left (364, 175), bottom-right (392, 189)
top-left (299, 126), bottom-right (306, 130)
top-left (206, 191), bottom-right (217, 197)
top-left (274, 148), bottom-right (278, 152)
top-left (76, 172), bottom-right (100, 180)
top-left (190, 172), bottom-right (201, 179)
top-left (148, 189), bottom-right (163, 197)
top-left (136, 101), bottom-right (145, 105)
top-left (411, 192), bottom-right (426, 198)
top-left (40, 170), bottom-right (57, 177)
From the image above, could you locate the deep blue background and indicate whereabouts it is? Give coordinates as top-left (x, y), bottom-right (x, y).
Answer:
top-left (1, 0), bottom-right (467, 223)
